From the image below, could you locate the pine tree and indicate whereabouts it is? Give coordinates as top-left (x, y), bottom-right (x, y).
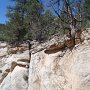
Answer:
top-left (25, 0), bottom-right (44, 41)
top-left (83, 0), bottom-right (90, 27)
top-left (6, 0), bottom-right (44, 42)
top-left (6, 0), bottom-right (27, 43)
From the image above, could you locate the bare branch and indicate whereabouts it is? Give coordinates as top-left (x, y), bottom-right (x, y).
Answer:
top-left (50, 4), bottom-right (71, 24)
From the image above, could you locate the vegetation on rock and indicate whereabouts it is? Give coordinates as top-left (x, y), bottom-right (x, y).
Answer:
top-left (0, 0), bottom-right (90, 45)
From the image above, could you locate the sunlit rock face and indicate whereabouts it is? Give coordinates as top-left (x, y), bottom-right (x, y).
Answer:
top-left (0, 42), bottom-right (7, 48)
top-left (0, 41), bottom-right (8, 57)
top-left (1, 29), bottom-right (90, 90)
top-left (28, 44), bottom-right (90, 90)
top-left (0, 50), bottom-right (29, 90)
top-left (0, 66), bottom-right (28, 90)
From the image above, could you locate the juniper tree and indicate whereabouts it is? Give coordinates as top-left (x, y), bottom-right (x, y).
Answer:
top-left (49, 0), bottom-right (83, 44)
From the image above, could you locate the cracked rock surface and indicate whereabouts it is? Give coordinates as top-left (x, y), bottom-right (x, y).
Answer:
top-left (0, 29), bottom-right (90, 90)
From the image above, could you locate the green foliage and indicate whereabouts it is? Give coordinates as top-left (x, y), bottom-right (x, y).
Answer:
top-left (5, 0), bottom-right (45, 42)
top-left (0, 24), bottom-right (11, 41)
top-left (3, 0), bottom-right (89, 43)
top-left (83, 0), bottom-right (90, 19)
top-left (6, 0), bottom-right (28, 42)
top-left (83, 0), bottom-right (90, 27)
top-left (85, 20), bottom-right (90, 28)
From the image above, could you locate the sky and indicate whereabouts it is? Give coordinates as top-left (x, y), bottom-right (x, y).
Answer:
top-left (0, 0), bottom-right (49, 24)
top-left (0, 0), bottom-right (15, 24)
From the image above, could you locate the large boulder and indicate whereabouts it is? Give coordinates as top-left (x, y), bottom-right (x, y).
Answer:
top-left (0, 47), bottom-right (8, 57)
top-left (0, 42), bottom-right (7, 48)
top-left (28, 44), bottom-right (90, 90)
top-left (0, 66), bottom-right (28, 90)
top-left (1, 29), bottom-right (90, 90)
top-left (0, 50), bottom-right (30, 90)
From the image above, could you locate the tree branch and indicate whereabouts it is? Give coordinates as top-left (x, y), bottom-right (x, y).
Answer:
top-left (51, 4), bottom-right (71, 24)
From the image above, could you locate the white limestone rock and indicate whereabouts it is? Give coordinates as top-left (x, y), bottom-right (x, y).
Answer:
top-left (0, 66), bottom-right (28, 90)
top-left (28, 45), bottom-right (90, 90)
top-left (0, 47), bottom-right (8, 57)
top-left (1, 29), bottom-right (90, 90)
top-left (0, 42), bottom-right (7, 48)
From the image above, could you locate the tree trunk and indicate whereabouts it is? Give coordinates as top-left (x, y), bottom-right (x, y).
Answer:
top-left (70, 25), bottom-right (76, 45)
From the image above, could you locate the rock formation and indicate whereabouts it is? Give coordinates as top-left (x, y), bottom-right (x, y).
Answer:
top-left (0, 29), bottom-right (90, 90)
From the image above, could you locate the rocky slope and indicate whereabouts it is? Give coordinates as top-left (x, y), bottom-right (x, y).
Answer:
top-left (0, 29), bottom-right (90, 90)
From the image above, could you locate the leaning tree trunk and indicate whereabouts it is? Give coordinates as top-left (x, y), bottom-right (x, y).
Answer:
top-left (70, 24), bottom-right (76, 45)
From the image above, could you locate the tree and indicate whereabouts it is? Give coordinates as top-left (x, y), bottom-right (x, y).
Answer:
top-left (83, 0), bottom-right (90, 27)
top-left (6, 0), bottom-right (27, 43)
top-left (25, 0), bottom-right (44, 41)
top-left (40, 10), bottom-right (56, 38)
top-left (49, 0), bottom-right (83, 44)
